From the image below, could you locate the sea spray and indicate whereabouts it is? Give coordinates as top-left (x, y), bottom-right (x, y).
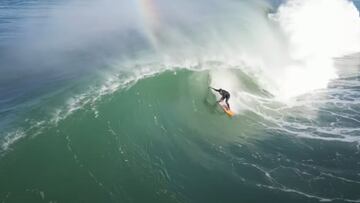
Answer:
top-left (267, 0), bottom-right (360, 99)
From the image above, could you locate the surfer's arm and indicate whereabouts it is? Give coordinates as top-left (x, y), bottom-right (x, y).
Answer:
top-left (211, 87), bottom-right (220, 92)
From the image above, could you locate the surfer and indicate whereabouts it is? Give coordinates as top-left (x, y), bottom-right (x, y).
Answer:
top-left (211, 88), bottom-right (230, 110)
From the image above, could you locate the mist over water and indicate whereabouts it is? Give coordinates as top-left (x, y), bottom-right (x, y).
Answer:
top-left (2, 0), bottom-right (359, 96)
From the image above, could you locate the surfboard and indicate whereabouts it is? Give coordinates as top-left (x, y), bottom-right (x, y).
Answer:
top-left (221, 104), bottom-right (234, 117)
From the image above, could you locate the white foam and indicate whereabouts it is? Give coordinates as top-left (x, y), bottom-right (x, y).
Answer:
top-left (200, 0), bottom-right (360, 116)
top-left (1, 129), bottom-right (25, 152)
top-left (48, 63), bottom-right (171, 125)
top-left (257, 184), bottom-right (360, 202)
top-left (268, 0), bottom-right (360, 99)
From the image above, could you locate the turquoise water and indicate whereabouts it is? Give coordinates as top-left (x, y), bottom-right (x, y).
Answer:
top-left (1, 69), bottom-right (360, 202)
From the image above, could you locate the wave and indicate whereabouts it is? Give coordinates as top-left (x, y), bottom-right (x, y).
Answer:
top-left (2, 63), bottom-right (360, 153)
top-left (1, 0), bottom-right (360, 152)
top-left (1, 0), bottom-right (360, 202)
top-left (1, 67), bottom-right (360, 202)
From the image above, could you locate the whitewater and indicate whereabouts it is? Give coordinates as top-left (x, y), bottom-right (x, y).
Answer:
top-left (0, 0), bottom-right (360, 202)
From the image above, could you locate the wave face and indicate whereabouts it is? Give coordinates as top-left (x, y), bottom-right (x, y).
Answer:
top-left (1, 69), bottom-right (360, 202)
top-left (1, 0), bottom-right (360, 202)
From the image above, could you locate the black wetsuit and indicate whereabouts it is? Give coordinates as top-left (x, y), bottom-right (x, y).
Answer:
top-left (212, 88), bottom-right (230, 109)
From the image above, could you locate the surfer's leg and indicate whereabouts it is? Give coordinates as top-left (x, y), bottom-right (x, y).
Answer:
top-left (225, 97), bottom-right (230, 109)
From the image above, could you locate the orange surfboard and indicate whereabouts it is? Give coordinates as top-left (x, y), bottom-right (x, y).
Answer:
top-left (221, 104), bottom-right (234, 117)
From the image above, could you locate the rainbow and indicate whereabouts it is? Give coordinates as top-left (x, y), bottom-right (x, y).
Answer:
top-left (137, 0), bottom-right (160, 28)
top-left (136, 0), bottom-right (161, 48)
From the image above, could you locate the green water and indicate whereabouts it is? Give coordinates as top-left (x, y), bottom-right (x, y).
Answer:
top-left (1, 0), bottom-right (360, 202)
top-left (1, 70), bottom-right (360, 203)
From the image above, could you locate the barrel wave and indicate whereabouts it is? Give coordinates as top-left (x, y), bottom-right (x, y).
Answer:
top-left (1, 67), bottom-right (360, 202)
top-left (1, 0), bottom-right (360, 202)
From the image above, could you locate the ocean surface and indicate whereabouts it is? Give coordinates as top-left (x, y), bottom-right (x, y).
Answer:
top-left (1, 0), bottom-right (360, 202)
